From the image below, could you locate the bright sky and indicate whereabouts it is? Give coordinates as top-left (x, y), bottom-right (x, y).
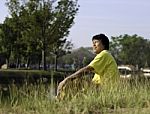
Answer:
top-left (0, 0), bottom-right (150, 48)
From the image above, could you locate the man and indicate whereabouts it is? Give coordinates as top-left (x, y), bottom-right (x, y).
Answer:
top-left (57, 34), bottom-right (119, 98)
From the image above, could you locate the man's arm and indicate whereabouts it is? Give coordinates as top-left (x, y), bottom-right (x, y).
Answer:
top-left (66, 65), bottom-right (94, 80)
top-left (57, 66), bottom-right (94, 97)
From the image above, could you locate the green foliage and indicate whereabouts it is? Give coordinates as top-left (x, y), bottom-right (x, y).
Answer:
top-left (110, 34), bottom-right (150, 68)
top-left (1, 0), bottom-right (79, 70)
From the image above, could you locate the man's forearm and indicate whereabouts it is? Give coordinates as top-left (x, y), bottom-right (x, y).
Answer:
top-left (66, 66), bottom-right (93, 80)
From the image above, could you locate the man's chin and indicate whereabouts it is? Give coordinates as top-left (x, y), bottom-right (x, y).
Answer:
top-left (93, 50), bottom-right (97, 54)
top-left (93, 50), bottom-right (100, 54)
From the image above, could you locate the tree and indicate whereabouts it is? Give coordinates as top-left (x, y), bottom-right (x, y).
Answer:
top-left (0, 18), bottom-right (15, 67)
top-left (45, 0), bottom-right (79, 70)
top-left (109, 36), bottom-right (122, 64)
top-left (51, 40), bottom-right (73, 71)
top-left (6, 0), bottom-right (25, 68)
top-left (58, 47), bottom-right (94, 70)
top-left (6, 0), bottom-right (79, 70)
top-left (110, 34), bottom-right (150, 68)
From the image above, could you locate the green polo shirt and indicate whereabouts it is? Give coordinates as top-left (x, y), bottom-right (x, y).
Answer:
top-left (88, 50), bottom-right (119, 85)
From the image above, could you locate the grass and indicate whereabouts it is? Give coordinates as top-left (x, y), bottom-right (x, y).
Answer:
top-left (0, 76), bottom-right (149, 114)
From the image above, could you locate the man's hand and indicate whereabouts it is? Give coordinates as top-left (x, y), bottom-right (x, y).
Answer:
top-left (57, 79), bottom-right (67, 97)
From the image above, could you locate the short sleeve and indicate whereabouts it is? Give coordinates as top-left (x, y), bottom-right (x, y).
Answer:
top-left (88, 53), bottom-right (106, 75)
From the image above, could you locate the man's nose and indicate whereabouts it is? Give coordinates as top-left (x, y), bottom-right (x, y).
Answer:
top-left (93, 43), bottom-right (96, 46)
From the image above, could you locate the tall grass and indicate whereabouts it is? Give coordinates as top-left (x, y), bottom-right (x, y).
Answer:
top-left (0, 77), bottom-right (149, 114)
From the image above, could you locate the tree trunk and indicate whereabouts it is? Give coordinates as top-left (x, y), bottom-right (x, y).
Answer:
top-left (54, 55), bottom-right (58, 71)
top-left (6, 58), bottom-right (9, 69)
top-left (16, 58), bottom-right (20, 68)
top-left (42, 50), bottom-right (47, 70)
top-left (27, 57), bottom-right (30, 69)
top-left (38, 60), bottom-right (41, 70)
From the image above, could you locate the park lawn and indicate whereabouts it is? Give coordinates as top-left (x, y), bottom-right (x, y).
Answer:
top-left (0, 76), bottom-right (149, 114)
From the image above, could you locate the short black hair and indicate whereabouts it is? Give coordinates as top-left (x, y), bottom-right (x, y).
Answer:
top-left (92, 34), bottom-right (109, 50)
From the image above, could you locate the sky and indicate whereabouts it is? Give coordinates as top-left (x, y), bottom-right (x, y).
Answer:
top-left (0, 0), bottom-right (150, 48)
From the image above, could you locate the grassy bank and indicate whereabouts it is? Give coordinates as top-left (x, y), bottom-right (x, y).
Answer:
top-left (0, 77), bottom-right (149, 114)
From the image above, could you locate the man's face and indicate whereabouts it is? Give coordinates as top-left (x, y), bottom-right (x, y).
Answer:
top-left (92, 39), bottom-right (104, 54)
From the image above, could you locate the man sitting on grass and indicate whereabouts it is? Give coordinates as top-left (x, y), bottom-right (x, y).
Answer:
top-left (57, 33), bottom-right (120, 99)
